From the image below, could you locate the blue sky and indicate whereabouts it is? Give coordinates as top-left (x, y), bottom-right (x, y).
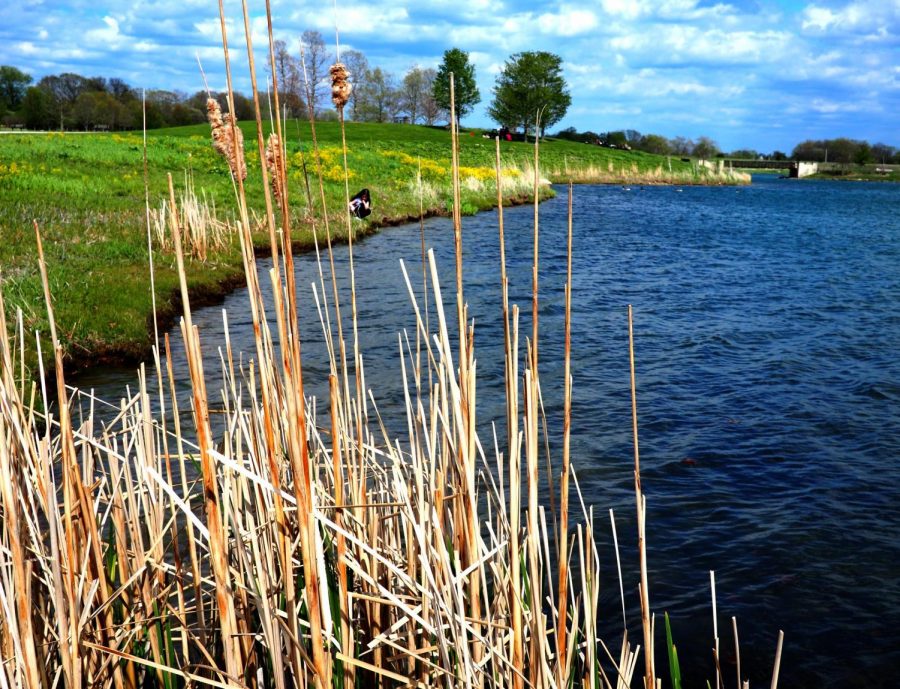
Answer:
top-left (1, 0), bottom-right (897, 152)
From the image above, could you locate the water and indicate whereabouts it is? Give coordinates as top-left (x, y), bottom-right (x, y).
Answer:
top-left (75, 175), bottom-right (900, 688)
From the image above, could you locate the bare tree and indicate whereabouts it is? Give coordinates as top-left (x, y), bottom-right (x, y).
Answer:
top-left (420, 69), bottom-right (443, 126)
top-left (401, 66), bottom-right (436, 124)
top-left (355, 67), bottom-right (399, 123)
top-left (272, 39), bottom-right (304, 117)
top-left (670, 136), bottom-right (694, 156)
top-left (340, 49), bottom-right (369, 120)
top-left (299, 30), bottom-right (332, 116)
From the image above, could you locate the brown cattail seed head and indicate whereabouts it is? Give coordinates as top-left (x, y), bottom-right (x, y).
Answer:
top-left (265, 133), bottom-right (284, 203)
top-left (207, 98), bottom-right (247, 181)
top-left (330, 63), bottom-right (352, 110)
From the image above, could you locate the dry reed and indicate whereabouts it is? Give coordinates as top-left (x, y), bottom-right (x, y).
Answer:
top-left (0, 5), bottom-right (781, 689)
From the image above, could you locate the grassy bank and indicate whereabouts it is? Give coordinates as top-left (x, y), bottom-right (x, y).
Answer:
top-left (0, 134), bottom-right (775, 689)
top-left (0, 122), bottom-right (746, 373)
top-left (808, 168), bottom-right (900, 182)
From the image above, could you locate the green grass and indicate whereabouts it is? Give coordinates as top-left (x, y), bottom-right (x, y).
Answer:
top-left (809, 168), bottom-right (900, 182)
top-left (0, 121), bottom-right (742, 374)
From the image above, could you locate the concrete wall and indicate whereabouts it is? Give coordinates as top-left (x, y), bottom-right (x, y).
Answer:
top-left (792, 161), bottom-right (819, 178)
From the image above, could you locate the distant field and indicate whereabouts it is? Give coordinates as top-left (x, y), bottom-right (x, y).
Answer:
top-left (0, 120), bottom-right (740, 373)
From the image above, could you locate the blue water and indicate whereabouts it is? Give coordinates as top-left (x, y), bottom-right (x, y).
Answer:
top-left (76, 175), bottom-right (900, 687)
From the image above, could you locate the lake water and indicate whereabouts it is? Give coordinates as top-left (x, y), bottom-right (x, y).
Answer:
top-left (75, 175), bottom-right (900, 688)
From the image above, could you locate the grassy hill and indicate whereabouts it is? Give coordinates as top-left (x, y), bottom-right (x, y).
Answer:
top-left (0, 120), bottom-right (745, 373)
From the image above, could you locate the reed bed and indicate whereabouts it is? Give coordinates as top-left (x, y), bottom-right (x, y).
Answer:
top-left (543, 161), bottom-right (751, 186)
top-left (0, 4), bottom-right (780, 689)
top-left (151, 172), bottom-right (240, 260)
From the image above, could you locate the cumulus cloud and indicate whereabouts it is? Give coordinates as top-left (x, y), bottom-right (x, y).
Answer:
top-left (537, 7), bottom-right (599, 36)
top-left (0, 0), bottom-right (897, 150)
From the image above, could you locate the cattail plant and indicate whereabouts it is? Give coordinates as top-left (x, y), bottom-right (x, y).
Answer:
top-left (0, 4), bottom-right (781, 689)
top-left (207, 97), bottom-right (247, 181)
top-left (265, 132), bottom-right (285, 205)
top-left (330, 62), bottom-right (352, 111)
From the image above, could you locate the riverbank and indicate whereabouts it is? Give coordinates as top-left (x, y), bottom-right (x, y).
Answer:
top-left (0, 122), bottom-right (745, 375)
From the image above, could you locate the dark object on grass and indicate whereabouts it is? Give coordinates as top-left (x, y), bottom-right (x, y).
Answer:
top-left (349, 188), bottom-right (372, 219)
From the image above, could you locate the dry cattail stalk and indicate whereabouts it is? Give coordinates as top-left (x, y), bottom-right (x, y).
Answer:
top-left (207, 97), bottom-right (247, 181)
top-left (265, 132), bottom-right (284, 203)
top-left (330, 63), bottom-right (351, 110)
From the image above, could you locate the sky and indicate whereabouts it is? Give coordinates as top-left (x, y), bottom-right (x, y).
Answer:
top-left (1, 0), bottom-right (898, 153)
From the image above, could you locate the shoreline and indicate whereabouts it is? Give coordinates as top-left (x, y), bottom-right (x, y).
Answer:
top-left (66, 173), bottom-right (755, 380)
top-left (65, 191), bottom-right (541, 379)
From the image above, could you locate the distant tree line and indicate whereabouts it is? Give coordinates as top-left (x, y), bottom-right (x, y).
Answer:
top-left (0, 64), bottom-right (260, 131)
top-left (790, 138), bottom-right (898, 165)
top-left (554, 127), bottom-right (723, 159)
top-left (2, 42), bottom-right (575, 137)
top-left (0, 32), bottom-right (448, 131)
top-left (553, 126), bottom-right (899, 165)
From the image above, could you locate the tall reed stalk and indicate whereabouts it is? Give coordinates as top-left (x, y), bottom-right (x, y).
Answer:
top-left (0, 5), bottom-right (782, 689)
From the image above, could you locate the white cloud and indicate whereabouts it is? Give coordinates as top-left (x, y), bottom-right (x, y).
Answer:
top-left (85, 16), bottom-right (123, 48)
top-left (537, 8), bottom-right (599, 36)
top-left (609, 25), bottom-right (793, 65)
top-left (0, 0), bottom-right (897, 151)
top-left (801, 0), bottom-right (900, 37)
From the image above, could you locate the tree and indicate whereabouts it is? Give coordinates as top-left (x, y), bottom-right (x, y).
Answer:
top-left (871, 143), bottom-right (897, 165)
top-left (827, 137), bottom-right (856, 165)
top-left (20, 86), bottom-right (56, 129)
top-left (419, 70), bottom-right (443, 125)
top-left (791, 140), bottom-right (826, 161)
top-left (623, 129), bottom-right (642, 147)
top-left (340, 49), bottom-right (369, 120)
top-left (108, 78), bottom-right (134, 101)
top-left (853, 141), bottom-right (873, 166)
top-left (603, 131), bottom-right (628, 148)
top-left (488, 51), bottom-right (570, 138)
top-left (299, 30), bottom-right (332, 116)
top-left (401, 66), bottom-right (436, 124)
top-left (638, 133), bottom-right (671, 155)
top-left (38, 73), bottom-right (88, 104)
top-left (432, 48), bottom-right (480, 126)
top-left (691, 136), bottom-right (720, 159)
top-left (355, 68), bottom-right (399, 123)
top-left (0, 66), bottom-right (32, 110)
top-left (272, 39), bottom-right (304, 117)
top-left (670, 136), bottom-right (693, 156)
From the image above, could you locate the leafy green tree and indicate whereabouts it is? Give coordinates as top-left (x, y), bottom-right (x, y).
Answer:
top-left (0, 65), bottom-right (32, 110)
top-left (21, 86), bottom-right (57, 129)
top-left (791, 140), bottom-right (826, 161)
top-left (638, 134), bottom-right (671, 155)
top-left (488, 51), bottom-right (570, 138)
top-left (827, 137), bottom-right (856, 165)
top-left (691, 136), bottom-right (719, 159)
top-left (853, 141), bottom-right (873, 165)
top-left (603, 131), bottom-right (628, 148)
top-left (432, 48), bottom-right (480, 126)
